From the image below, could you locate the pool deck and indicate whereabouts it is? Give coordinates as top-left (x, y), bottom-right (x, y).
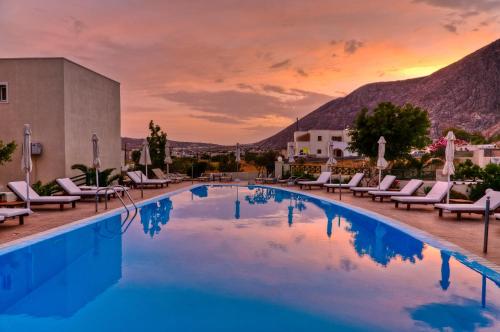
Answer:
top-left (0, 181), bottom-right (498, 268)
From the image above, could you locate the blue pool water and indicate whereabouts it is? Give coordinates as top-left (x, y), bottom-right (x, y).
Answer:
top-left (0, 185), bottom-right (498, 331)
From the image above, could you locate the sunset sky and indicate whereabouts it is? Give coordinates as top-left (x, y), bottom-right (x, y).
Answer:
top-left (1, 0), bottom-right (499, 144)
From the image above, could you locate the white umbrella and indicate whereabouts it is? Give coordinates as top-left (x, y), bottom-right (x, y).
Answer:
top-left (141, 139), bottom-right (152, 176)
top-left (376, 136), bottom-right (388, 190)
top-left (442, 131), bottom-right (456, 204)
top-left (164, 140), bottom-right (172, 175)
top-left (235, 143), bottom-right (241, 163)
top-left (92, 133), bottom-right (101, 188)
top-left (21, 124), bottom-right (32, 210)
top-left (287, 142), bottom-right (295, 163)
top-left (326, 140), bottom-right (337, 178)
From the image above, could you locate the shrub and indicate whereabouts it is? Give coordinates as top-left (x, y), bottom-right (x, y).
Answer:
top-left (453, 159), bottom-right (481, 181)
top-left (32, 181), bottom-right (59, 196)
top-left (469, 163), bottom-right (500, 201)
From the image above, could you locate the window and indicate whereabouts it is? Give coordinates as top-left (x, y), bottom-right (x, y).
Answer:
top-left (331, 136), bottom-right (342, 142)
top-left (317, 136), bottom-right (322, 142)
top-left (317, 149), bottom-right (322, 154)
top-left (0, 83), bottom-right (7, 103)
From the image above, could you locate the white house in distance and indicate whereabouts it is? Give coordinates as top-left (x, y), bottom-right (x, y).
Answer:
top-left (290, 129), bottom-right (357, 158)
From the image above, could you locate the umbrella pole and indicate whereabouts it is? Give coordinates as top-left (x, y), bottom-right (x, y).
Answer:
top-left (140, 172), bottom-right (144, 198)
top-left (339, 170), bottom-right (342, 201)
top-left (447, 174), bottom-right (450, 204)
top-left (378, 169), bottom-right (381, 190)
top-left (26, 171), bottom-right (30, 210)
top-left (166, 164), bottom-right (169, 175)
top-left (96, 169), bottom-right (100, 188)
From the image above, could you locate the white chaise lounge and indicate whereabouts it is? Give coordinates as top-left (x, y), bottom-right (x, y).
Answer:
top-left (350, 175), bottom-right (397, 197)
top-left (298, 172), bottom-right (332, 190)
top-left (127, 171), bottom-right (170, 188)
top-left (0, 208), bottom-right (32, 225)
top-left (56, 178), bottom-right (127, 200)
top-left (324, 173), bottom-right (364, 193)
top-left (434, 189), bottom-right (500, 220)
top-left (391, 181), bottom-right (452, 210)
top-left (368, 179), bottom-right (423, 202)
top-left (8, 181), bottom-right (80, 210)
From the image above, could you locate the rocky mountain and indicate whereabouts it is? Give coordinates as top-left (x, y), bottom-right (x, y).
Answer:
top-left (257, 39), bottom-right (500, 149)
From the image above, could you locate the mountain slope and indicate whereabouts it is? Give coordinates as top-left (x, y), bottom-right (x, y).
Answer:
top-left (257, 39), bottom-right (500, 148)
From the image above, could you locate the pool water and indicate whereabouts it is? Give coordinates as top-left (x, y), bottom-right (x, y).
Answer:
top-left (0, 185), bottom-right (498, 331)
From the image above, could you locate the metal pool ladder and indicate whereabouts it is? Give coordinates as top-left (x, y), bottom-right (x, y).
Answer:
top-left (95, 185), bottom-right (139, 232)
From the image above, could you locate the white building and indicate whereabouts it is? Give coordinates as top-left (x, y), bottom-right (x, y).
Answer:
top-left (290, 129), bottom-right (357, 158)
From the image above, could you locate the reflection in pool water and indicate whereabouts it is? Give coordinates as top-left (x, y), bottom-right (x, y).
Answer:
top-left (0, 185), bottom-right (498, 331)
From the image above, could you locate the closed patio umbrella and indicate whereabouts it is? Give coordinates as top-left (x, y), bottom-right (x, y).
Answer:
top-left (376, 136), bottom-right (388, 190)
top-left (326, 140), bottom-right (337, 185)
top-left (141, 139), bottom-right (152, 177)
top-left (164, 139), bottom-right (172, 175)
top-left (92, 133), bottom-right (101, 188)
top-left (140, 139), bottom-right (151, 198)
top-left (442, 131), bottom-right (456, 204)
top-left (287, 142), bottom-right (295, 163)
top-left (235, 143), bottom-right (241, 172)
top-left (21, 124), bottom-right (32, 210)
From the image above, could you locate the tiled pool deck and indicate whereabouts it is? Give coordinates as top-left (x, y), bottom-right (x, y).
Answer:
top-left (0, 181), bottom-right (498, 268)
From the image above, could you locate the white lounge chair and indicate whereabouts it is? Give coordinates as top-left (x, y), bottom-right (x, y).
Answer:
top-left (495, 213), bottom-right (500, 220)
top-left (368, 179), bottom-right (423, 202)
top-left (324, 173), bottom-right (364, 193)
top-left (434, 189), bottom-right (500, 220)
top-left (127, 171), bottom-right (170, 188)
top-left (152, 168), bottom-right (183, 183)
top-left (56, 178), bottom-right (127, 200)
top-left (0, 208), bottom-right (32, 225)
top-left (350, 175), bottom-right (397, 197)
top-left (8, 181), bottom-right (80, 210)
top-left (298, 172), bottom-right (332, 189)
top-left (392, 181), bottom-right (452, 210)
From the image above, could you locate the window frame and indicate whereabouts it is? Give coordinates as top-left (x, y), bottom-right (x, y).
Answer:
top-left (0, 82), bottom-right (8, 103)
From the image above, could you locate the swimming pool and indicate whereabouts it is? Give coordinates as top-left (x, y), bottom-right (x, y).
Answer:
top-left (0, 185), bottom-right (498, 331)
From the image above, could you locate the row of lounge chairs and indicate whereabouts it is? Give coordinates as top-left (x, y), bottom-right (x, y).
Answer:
top-left (292, 171), bottom-right (500, 220)
top-left (0, 169), bottom-right (187, 226)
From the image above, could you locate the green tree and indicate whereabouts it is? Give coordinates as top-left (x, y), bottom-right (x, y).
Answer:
top-left (254, 150), bottom-right (278, 176)
top-left (0, 140), bottom-right (16, 165)
top-left (147, 120), bottom-right (167, 169)
top-left (348, 102), bottom-right (431, 161)
top-left (131, 150), bottom-right (141, 165)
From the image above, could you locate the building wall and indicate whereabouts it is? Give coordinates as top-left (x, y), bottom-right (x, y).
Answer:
top-left (293, 129), bottom-right (354, 158)
top-left (0, 59), bottom-right (66, 187)
top-left (63, 60), bottom-right (121, 177)
top-left (0, 58), bottom-right (120, 188)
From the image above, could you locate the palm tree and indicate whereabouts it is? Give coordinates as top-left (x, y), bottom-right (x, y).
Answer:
top-left (71, 164), bottom-right (121, 186)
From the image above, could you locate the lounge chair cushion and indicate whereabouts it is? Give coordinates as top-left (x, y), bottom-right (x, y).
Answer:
top-left (8, 181), bottom-right (80, 203)
top-left (127, 171), bottom-right (170, 185)
top-left (298, 172), bottom-right (332, 185)
top-left (368, 179), bottom-right (423, 197)
top-left (324, 173), bottom-right (364, 188)
top-left (435, 189), bottom-right (500, 212)
top-left (351, 175), bottom-right (396, 192)
top-left (56, 178), bottom-right (119, 196)
top-left (0, 208), bottom-right (32, 217)
top-left (391, 181), bottom-right (452, 203)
